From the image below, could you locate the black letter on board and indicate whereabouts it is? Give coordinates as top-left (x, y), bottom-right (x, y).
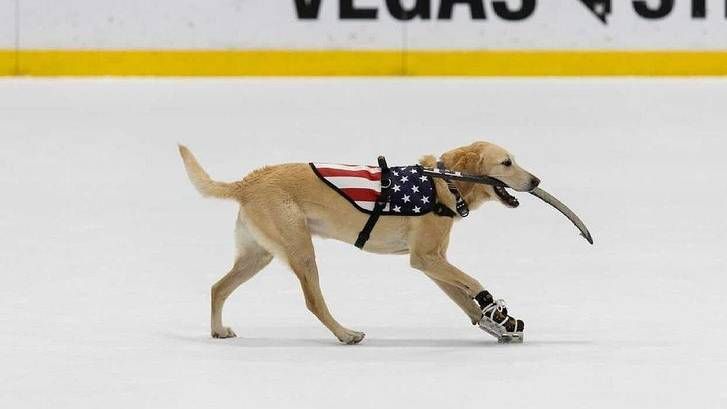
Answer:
top-left (341, 0), bottom-right (378, 19)
top-left (294, 0), bottom-right (322, 19)
top-left (387, 0), bottom-right (430, 20)
top-left (438, 0), bottom-right (486, 19)
top-left (492, 0), bottom-right (536, 21)
top-left (633, 0), bottom-right (674, 19)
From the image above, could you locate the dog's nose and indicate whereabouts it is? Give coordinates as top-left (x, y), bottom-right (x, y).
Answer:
top-left (529, 176), bottom-right (541, 190)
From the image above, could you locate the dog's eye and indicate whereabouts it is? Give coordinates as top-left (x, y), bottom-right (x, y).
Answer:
top-left (502, 159), bottom-right (512, 167)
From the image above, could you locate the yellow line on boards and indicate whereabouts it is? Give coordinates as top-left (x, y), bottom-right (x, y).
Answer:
top-left (11, 50), bottom-right (404, 77)
top-left (0, 50), bottom-right (16, 75)
top-left (0, 50), bottom-right (726, 76)
top-left (406, 50), bottom-right (727, 76)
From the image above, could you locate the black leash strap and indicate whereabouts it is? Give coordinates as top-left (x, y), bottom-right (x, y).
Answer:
top-left (422, 166), bottom-right (507, 187)
top-left (436, 161), bottom-right (470, 217)
top-left (355, 156), bottom-right (392, 249)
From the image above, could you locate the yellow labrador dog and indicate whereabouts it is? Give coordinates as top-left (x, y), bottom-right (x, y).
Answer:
top-left (179, 141), bottom-right (540, 344)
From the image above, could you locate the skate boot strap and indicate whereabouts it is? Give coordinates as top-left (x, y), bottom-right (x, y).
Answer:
top-left (482, 299), bottom-right (524, 333)
top-left (483, 299), bottom-right (509, 324)
top-left (475, 290), bottom-right (524, 333)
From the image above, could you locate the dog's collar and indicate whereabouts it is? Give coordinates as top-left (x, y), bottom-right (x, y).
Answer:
top-left (436, 160), bottom-right (470, 217)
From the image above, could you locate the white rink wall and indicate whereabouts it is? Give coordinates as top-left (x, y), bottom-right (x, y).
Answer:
top-left (0, 0), bottom-right (14, 49)
top-left (0, 0), bottom-right (726, 50)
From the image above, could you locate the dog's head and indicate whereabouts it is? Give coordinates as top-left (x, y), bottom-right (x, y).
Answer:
top-left (440, 141), bottom-right (540, 208)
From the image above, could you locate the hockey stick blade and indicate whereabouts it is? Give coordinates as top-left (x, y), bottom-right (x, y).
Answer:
top-left (529, 187), bottom-right (593, 245)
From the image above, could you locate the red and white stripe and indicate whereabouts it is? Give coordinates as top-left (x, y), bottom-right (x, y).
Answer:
top-left (313, 163), bottom-right (389, 211)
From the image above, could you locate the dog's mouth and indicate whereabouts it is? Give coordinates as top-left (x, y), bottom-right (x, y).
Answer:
top-left (494, 185), bottom-right (519, 208)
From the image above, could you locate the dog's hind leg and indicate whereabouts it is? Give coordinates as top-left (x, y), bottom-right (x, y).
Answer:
top-left (290, 251), bottom-right (365, 344)
top-left (211, 220), bottom-right (272, 338)
top-left (243, 201), bottom-right (365, 345)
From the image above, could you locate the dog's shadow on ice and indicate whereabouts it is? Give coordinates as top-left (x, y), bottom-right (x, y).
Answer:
top-left (363, 339), bottom-right (592, 348)
top-left (165, 332), bottom-right (591, 348)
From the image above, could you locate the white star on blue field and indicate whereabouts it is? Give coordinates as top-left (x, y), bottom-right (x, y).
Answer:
top-left (385, 165), bottom-right (434, 216)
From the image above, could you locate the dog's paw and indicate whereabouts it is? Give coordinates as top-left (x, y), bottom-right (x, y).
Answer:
top-left (211, 327), bottom-right (237, 339)
top-left (337, 329), bottom-right (365, 345)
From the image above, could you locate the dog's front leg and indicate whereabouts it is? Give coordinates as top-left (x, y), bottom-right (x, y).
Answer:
top-left (410, 235), bottom-right (527, 342)
top-left (410, 252), bottom-right (484, 297)
top-left (408, 220), bottom-right (485, 324)
top-left (430, 278), bottom-right (483, 325)
top-left (410, 252), bottom-right (485, 312)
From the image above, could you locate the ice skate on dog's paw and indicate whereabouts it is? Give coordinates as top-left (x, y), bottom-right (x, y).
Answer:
top-left (478, 312), bottom-right (524, 344)
top-left (475, 291), bottom-right (525, 344)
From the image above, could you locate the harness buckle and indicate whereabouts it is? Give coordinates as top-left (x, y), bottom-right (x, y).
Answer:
top-left (437, 160), bottom-right (470, 218)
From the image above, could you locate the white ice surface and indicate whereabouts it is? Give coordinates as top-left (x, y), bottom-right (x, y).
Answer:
top-left (0, 78), bottom-right (725, 408)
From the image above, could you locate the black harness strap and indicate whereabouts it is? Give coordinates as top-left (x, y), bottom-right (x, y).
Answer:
top-left (436, 160), bottom-right (470, 218)
top-left (355, 156), bottom-right (392, 249)
top-left (432, 202), bottom-right (457, 217)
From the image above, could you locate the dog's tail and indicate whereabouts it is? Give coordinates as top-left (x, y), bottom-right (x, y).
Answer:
top-left (178, 145), bottom-right (238, 200)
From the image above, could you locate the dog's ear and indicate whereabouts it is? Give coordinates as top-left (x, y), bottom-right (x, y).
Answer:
top-left (441, 143), bottom-right (487, 173)
top-left (448, 151), bottom-right (483, 173)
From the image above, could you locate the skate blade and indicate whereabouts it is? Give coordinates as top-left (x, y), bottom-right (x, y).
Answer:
top-left (497, 333), bottom-right (523, 344)
top-left (478, 319), bottom-right (524, 344)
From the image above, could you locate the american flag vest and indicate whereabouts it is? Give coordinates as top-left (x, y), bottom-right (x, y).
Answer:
top-left (309, 163), bottom-right (438, 216)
